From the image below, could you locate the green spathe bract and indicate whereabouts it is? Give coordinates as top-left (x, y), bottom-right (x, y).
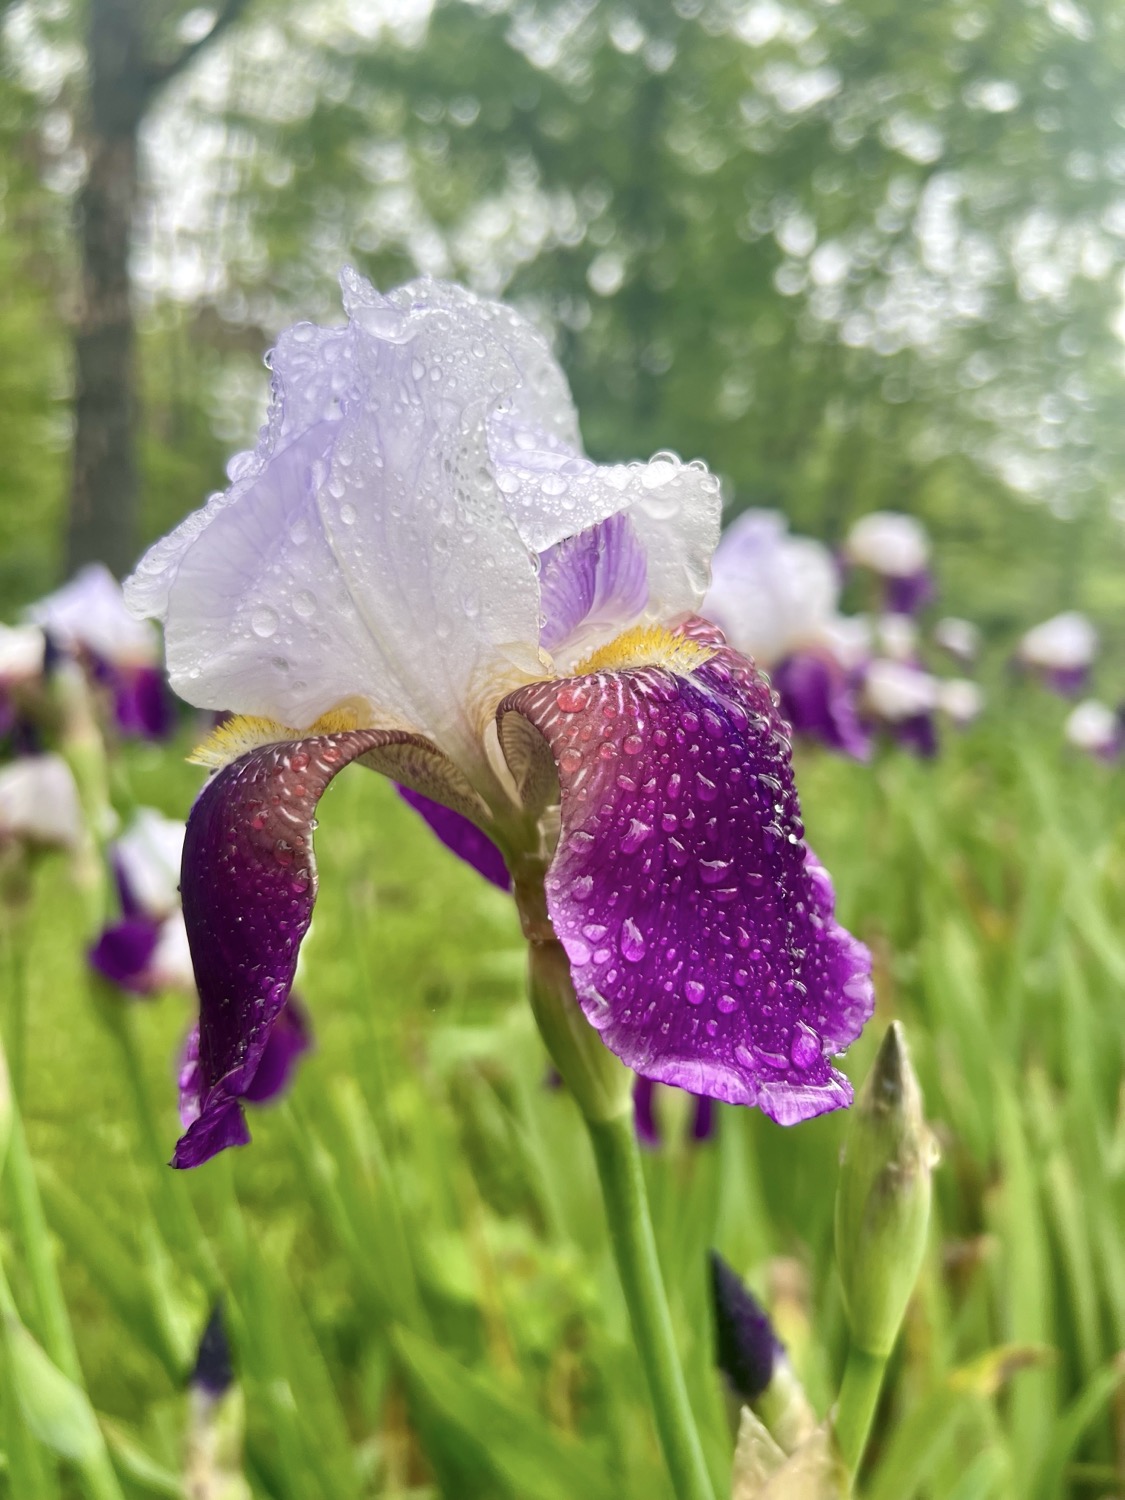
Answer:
top-left (834, 1021), bottom-right (938, 1361)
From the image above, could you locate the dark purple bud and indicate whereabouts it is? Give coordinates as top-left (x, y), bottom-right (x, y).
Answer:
top-left (190, 1304), bottom-right (233, 1398)
top-left (710, 1249), bottom-right (784, 1402)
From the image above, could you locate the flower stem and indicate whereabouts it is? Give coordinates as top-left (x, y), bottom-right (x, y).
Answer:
top-left (586, 1111), bottom-right (717, 1500)
top-left (833, 1345), bottom-right (886, 1480)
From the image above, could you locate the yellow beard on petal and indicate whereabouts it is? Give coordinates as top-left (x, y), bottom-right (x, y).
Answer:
top-left (571, 624), bottom-right (715, 678)
top-left (188, 697), bottom-right (373, 769)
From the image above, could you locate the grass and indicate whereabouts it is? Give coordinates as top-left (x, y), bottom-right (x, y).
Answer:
top-left (2, 706), bottom-right (1125, 1498)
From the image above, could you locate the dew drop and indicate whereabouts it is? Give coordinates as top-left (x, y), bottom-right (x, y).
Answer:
top-left (699, 857), bottom-right (732, 886)
top-left (339, 501), bottom-right (358, 525)
top-left (556, 685), bottom-right (589, 713)
top-left (293, 590), bottom-right (317, 620)
top-left (685, 979), bottom-right (705, 1005)
top-left (620, 918), bottom-right (646, 962)
top-left (621, 819), bottom-right (652, 854)
top-left (560, 747), bottom-right (583, 774)
top-left (251, 606), bottom-right (279, 638)
top-left (716, 993), bottom-right (738, 1014)
top-left (623, 734), bottom-right (644, 755)
top-left (790, 1023), bottom-right (821, 1071)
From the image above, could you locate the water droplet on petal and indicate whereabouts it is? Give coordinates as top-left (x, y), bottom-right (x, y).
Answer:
top-left (557, 685), bottom-right (589, 713)
top-left (790, 1023), bottom-right (821, 1071)
top-left (620, 919), bottom-right (646, 962)
top-left (685, 979), bottom-right (705, 1005)
top-left (251, 606), bottom-right (279, 638)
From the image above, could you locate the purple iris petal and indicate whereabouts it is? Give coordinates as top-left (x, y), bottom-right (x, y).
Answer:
top-left (633, 1076), bottom-right (660, 1148)
top-left (396, 785), bottom-right (510, 890)
top-left (634, 1075), bottom-right (716, 1147)
top-left (710, 1249), bottom-right (783, 1402)
top-left (88, 917), bottom-right (162, 994)
top-left (770, 652), bottom-right (871, 761)
top-left (892, 713), bottom-right (938, 758)
top-left (500, 626), bottom-right (873, 1123)
top-left (175, 728), bottom-right (424, 1168)
top-left (1046, 664), bottom-right (1090, 697)
top-left (538, 512), bottom-right (649, 655)
top-left (884, 568), bottom-right (934, 617)
top-left (242, 995), bottom-right (312, 1104)
top-left (691, 1093), bottom-right (716, 1143)
top-left (113, 663), bottom-right (177, 740)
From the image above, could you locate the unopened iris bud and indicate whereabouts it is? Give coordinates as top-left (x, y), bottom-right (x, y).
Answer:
top-left (185, 1304), bottom-right (251, 1500)
top-left (710, 1251), bottom-right (817, 1455)
top-left (834, 1022), bottom-right (938, 1359)
top-left (190, 1305), bottom-right (234, 1401)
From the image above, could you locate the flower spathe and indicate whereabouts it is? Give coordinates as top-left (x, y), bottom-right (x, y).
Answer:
top-left (127, 270), bottom-right (873, 1166)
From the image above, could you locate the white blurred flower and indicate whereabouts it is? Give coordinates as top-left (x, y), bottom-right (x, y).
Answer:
top-left (0, 754), bottom-right (83, 848)
top-left (862, 660), bottom-right (939, 722)
top-left (1018, 611), bottom-right (1097, 672)
top-left (113, 807), bottom-right (185, 919)
top-left (937, 678), bottom-right (984, 724)
top-left (1064, 699), bottom-right (1120, 755)
top-left (28, 563), bottom-right (160, 668)
top-left (933, 616), bottom-right (980, 663)
top-left (846, 512), bottom-right (929, 578)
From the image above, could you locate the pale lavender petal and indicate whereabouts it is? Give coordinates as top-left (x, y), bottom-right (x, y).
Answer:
top-left (538, 513), bottom-right (649, 656)
top-left (396, 785), bottom-right (510, 890)
top-left (704, 511), bottom-right (840, 668)
top-left (498, 625), bottom-right (873, 1123)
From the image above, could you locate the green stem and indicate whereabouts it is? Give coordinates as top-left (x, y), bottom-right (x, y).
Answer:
top-left (834, 1345), bottom-right (887, 1481)
top-left (586, 1112), bottom-right (717, 1500)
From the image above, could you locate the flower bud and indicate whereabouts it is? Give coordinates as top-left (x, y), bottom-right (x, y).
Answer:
top-left (834, 1022), bottom-right (938, 1359)
top-left (710, 1251), bottom-right (817, 1456)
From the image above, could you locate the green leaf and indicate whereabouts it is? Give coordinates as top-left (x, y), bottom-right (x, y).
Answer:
top-left (392, 1325), bottom-right (619, 1500)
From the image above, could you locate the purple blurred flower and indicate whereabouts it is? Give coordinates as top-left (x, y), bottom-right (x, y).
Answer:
top-left (860, 659), bottom-right (940, 758)
top-left (28, 565), bottom-right (176, 740)
top-left (846, 512), bottom-right (933, 617)
top-left (1017, 612), bottom-right (1097, 697)
top-left (634, 1074), bottom-right (716, 1148)
top-left (704, 511), bottom-right (871, 759)
top-left (126, 272), bottom-right (873, 1169)
top-left (89, 808), bottom-right (195, 996)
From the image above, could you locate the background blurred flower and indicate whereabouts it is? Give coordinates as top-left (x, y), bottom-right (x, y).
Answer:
top-left (88, 807), bottom-right (195, 995)
top-left (933, 616), bottom-right (980, 664)
top-left (28, 564), bottom-right (176, 740)
top-left (0, 753), bottom-right (83, 849)
top-left (1064, 699), bottom-right (1122, 760)
top-left (1017, 611), bottom-right (1098, 696)
top-left (704, 511), bottom-right (870, 758)
top-left (845, 512), bottom-right (933, 615)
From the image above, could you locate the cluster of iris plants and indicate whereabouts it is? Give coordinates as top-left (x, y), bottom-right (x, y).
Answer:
top-left (0, 272), bottom-right (1120, 1499)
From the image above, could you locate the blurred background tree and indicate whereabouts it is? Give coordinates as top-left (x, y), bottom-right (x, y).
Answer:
top-left (3, 0), bottom-right (1125, 631)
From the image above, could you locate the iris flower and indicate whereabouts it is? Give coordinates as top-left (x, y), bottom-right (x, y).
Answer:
top-left (28, 564), bottom-right (176, 740)
top-left (704, 511), bottom-right (870, 759)
top-left (127, 271), bottom-right (872, 1170)
top-left (845, 512), bottom-right (933, 616)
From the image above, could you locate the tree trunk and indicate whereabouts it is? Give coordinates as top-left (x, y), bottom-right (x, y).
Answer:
top-left (67, 127), bottom-right (140, 578)
top-left (65, 0), bottom-right (148, 579)
top-left (64, 0), bottom-right (249, 580)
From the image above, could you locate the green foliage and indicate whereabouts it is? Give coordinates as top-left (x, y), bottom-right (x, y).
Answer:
top-left (1, 720), bottom-right (1124, 1496)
